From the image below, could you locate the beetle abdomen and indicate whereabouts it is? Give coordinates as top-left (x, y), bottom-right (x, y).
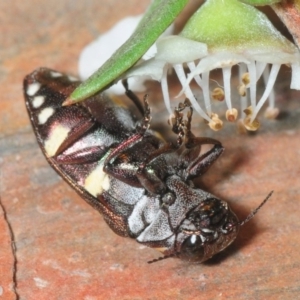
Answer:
top-left (24, 68), bottom-right (150, 237)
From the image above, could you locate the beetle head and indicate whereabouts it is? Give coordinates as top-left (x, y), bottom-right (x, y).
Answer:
top-left (175, 197), bottom-right (240, 263)
top-left (148, 184), bottom-right (272, 264)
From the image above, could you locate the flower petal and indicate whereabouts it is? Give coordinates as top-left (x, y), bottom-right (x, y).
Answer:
top-left (155, 35), bottom-right (207, 64)
top-left (79, 15), bottom-right (143, 81)
top-left (124, 58), bottom-right (166, 81)
top-left (181, 52), bottom-right (250, 93)
top-left (291, 63), bottom-right (300, 90)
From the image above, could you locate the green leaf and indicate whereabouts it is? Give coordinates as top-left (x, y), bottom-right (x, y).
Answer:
top-left (66, 0), bottom-right (189, 105)
top-left (180, 0), bottom-right (294, 53)
top-left (239, 0), bottom-right (282, 5)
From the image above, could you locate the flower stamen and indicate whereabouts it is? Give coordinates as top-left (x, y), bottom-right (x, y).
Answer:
top-left (173, 64), bottom-right (211, 122)
top-left (226, 108), bottom-right (238, 122)
top-left (223, 66), bottom-right (233, 111)
top-left (161, 64), bottom-right (172, 115)
top-left (251, 63), bottom-right (281, 122)
top-left (212, 87), bottom-right (225, 101)
top-left (207, 113), bottom-right (223, 131)
top-left (243, 106), bottom-right (260, 131)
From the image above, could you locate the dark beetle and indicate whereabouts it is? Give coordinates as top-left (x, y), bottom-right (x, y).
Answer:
top-left (24, 68), bottom-right (271, 263)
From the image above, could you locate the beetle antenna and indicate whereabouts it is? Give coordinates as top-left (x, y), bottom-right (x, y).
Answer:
top-left (239, 191), bottom-right (273, 226)
top-left (147, 253), bottom-right (176, 264)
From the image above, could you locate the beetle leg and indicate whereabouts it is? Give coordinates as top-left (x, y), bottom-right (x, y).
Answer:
top-left (53, 118), bottom-right (95, 156)
top-left (135, 141), bottom-right (181, 195)
top-left (137, 99), bottom-right (196, 171)
top-left (103, 95), bottom-right (155, 187)
top-left (136, 166), bottom-right (167, 195)
top-left (57, 88), bottom-right (150, 166)
top-left (181, 109), bottom-right (224, 180)
top-left (104, 94), bottom-right (151, 165)
top-left (135, 100), bottom-right (194, 192)
top-left (136, 98), bottom-right (190, 169)
top-left (122, 79), bottom-right (144, 115)
top-left (103, 136), bottom-right (168, 194)
top-left (183, 141), bottom-right (224, 180)
top-left (171, 99), bottom-right (225, 180)
top-left (136, 94), bottom-right (151, 134)
top-left (56, 145), bottom-right (106, 165)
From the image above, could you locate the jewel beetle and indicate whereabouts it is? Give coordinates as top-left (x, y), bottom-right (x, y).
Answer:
top-left (24, 68), bottom-right (271, 263)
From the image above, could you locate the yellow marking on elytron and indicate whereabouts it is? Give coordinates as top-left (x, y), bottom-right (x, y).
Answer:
top-left (153, 247), bottom-right (168, 253)
top-left (38, 107), bottom-right (55, 124)
top-left (27, 82), bottom-right (41, 96)
top-left (84, 161), bottom-right (110, 197)
top-left (32, 95), bottom-right (45, 108)
top-left (50, 71), bottom-right (63, 78)
top-left (44, 125), bottom-right (70, 157)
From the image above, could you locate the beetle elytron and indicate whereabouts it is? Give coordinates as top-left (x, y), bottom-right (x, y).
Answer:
top-left (24, 68), bottom-right (271, 263)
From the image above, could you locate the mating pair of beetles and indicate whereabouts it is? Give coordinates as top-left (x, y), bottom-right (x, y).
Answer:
top-left (24, 68), bottom-right (271, 263)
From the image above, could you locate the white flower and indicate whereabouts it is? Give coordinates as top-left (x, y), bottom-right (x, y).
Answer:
top-left (123, 0), bottom-right (300, 131)
top-left (78, 15), bottom-right (174, 94)
top-left (125, 35), bottom-right (208, 117)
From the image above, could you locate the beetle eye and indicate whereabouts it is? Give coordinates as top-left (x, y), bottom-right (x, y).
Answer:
top-left (179, 235), bottom-right (205, 262)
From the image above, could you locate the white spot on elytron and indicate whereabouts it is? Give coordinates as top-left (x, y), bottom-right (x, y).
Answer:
top-left (84, 161), bottom-right (110, 197)
top-left (191, 234), bottom-right (197, 244)
top-left (50, 71), bottom-right (63, 78)
top-left (68, 75), bottom-right (78, 82)
top-left (33, 277), bottom-right (49, 288)
top-left (200, 235), bottom-right (206, 243)
top-left (38, 107), bottom-right (55, 124)
top-left (27, 82), bottom-right (41, 96)
top-left (201, 228), bottom-right (214, 233)
top-left (44, 125), bottom-right (70, 156)
top-left (32, 95), bottom-right (45, 108)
